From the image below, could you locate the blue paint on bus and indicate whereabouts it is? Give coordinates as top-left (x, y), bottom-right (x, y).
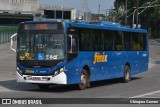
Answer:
top-left (16, 20), bottom-right (149, 86)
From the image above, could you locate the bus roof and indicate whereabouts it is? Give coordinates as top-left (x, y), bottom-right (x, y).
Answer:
top-left (22, 20), bottom-right (60, 23)
top-left (67, 21), bottom-right (148, 33)
top-left (22, 20), bottom-right (148, 33)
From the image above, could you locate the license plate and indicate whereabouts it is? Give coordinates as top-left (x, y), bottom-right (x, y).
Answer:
top-left (32, 77), bottom-right (41, 81)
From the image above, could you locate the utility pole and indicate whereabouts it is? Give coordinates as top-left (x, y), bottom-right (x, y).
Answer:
top-left (98, 4), bottom-right (101, 20)
top-left (105, 10), bottom-right (108, 21)
top-left (116, 1), bottom-right (119, 22)
top-left (98, 4), bottom-right (101, 14)
top-left (82, 0), bottom-right (90, 21)
top-left (136, 0), bottom-right (139, 28)
top-left (125, 0), bottom-right (128, 25)
top-left (62, 5), bottom-right (64, 20)
top-left (108, 9), bottom-right (111, 22)
top-left (81, 3), bottom-right (85, 21)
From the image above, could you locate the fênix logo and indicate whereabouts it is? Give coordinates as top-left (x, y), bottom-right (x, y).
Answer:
top-left (93, 52), bottom-right (108, 64)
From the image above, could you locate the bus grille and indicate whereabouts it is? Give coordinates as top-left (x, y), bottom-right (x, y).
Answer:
top-left (17, 60), bottom-right (64, 68)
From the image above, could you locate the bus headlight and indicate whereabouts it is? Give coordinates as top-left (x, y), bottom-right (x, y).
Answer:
top-left (16, 67), bottom-right (23, 76)
top-left (53, 67), bottom-right (65, 77)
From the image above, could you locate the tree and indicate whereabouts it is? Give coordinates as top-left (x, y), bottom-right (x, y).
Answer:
top-left (114, 0), bottom-right (160, 38)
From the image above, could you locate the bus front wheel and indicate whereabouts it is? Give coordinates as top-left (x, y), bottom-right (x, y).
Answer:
top-left (123, 65), bottom-right (131, 83)
top-left (78, 69), bottom-right (90, 90)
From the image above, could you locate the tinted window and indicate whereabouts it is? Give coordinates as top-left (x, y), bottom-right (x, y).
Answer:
top-left (132, 33), bottom-right (146, 51)
top-left (104, 30), bottom-right (114, 51)
top-left (92, 29), bottom-right (104, 51)
top-left (79, 29), bottom-right (93, 51)
top-left (132, 33), bottom-right (146, 50)
top-left (78, 28), bottom-right (146, 51)
top-left (139, 33), bottom-right (146, 50)
top-left (124, 32), bottom-right (132, 51)
top-left (114, 31), bottom-right (124, 51)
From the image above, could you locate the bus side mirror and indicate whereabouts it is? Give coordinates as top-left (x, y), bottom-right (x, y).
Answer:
top-left (10, 33), bottom-right (17, 52)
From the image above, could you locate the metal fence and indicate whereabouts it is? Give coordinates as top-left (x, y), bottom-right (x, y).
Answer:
top-left (0, 25), bottom-right (18, 44)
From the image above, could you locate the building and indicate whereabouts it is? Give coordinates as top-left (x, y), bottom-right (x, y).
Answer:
top-left (0, 0), bottom-right (76, 24)
top-left (0, 0), bottom-right (39, 13)
top-left (40, 5), bottom-right (76, 20)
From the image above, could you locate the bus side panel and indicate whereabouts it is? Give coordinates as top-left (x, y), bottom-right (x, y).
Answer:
top-left (65, 50), bottom-right (149, 85)
top-left (133, 51), bottom-right (149, 75)
top-left (70, 51), bottom-right (127, 82)
top-left (128, 51), bottom-right (140, 75)
top-left (104, 51), bottom-right (124, 80)
top-left (78, 51), bottom-right (125, 81)
top-left (128, 51), bottom-right (149, 76)
top-left (139, 51), bottom-right (149, 73)
top-left (79, 52), bottom-right (113, 81)
top-left (78, 52), bottom-right (107, 81)
top-left (65, 52), bottom-right (104, 84)
top-left (65, 57), bottom-right (81, 85)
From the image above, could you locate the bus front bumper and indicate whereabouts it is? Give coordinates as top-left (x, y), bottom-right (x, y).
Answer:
top-left (16, 71), bottom-right (67, 84)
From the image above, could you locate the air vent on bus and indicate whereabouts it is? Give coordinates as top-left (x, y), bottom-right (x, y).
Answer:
top-left (100, 22), bottom-right (121, 27)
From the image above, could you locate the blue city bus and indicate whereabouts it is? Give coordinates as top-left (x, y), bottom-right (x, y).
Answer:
top-left (15, 20), bottom-right (149, 90)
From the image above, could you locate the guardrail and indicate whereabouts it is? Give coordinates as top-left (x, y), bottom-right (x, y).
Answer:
top-left (0, 25), bottom-right (18, 44)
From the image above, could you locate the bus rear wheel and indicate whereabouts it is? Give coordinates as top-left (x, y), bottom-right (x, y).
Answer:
top-left (123, 65), bottom-right (131, 83)
top-left (38, 84), bottom-right (49, 90)
top-left (78, 69), bottom-right (90, 90)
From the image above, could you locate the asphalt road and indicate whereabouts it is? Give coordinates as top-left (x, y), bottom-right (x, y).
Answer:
top-left (0, 39), bottom-right (160, 107)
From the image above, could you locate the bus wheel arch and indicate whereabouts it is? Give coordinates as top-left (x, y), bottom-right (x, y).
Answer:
top-left (123, 63), bottom-right (131, 83)
top-left (83, 65), bottom-right (91, 80)
top-left (78, 65), bottom-right (91, 90)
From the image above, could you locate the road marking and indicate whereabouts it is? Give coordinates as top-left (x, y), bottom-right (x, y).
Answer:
top-left (0, 86), bottom-right (12, 92)
top-left (130, 90), bottom-right (160, 98)
top-left (149, 58), bottom-right (156, 68)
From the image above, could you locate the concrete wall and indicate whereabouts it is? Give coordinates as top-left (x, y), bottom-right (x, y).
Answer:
top-left (0, 0), bottom-right (39, 12)
top-left (71, 8), bottom-right (76, 19)
top-left (0, 0), bottom-right (76, 20)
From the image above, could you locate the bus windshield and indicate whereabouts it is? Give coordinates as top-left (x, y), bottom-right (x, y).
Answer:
top-left (17, 33), bottom-right (65, 61)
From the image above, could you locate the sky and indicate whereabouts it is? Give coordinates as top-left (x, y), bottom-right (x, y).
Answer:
top-left (40, 0), bottom-right (115, 14)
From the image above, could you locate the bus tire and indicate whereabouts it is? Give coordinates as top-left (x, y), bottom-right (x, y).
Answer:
top-left (38, 84), bottom-right (49, 90)
top-left (78, 69), bottom-right (90, 90)
top-left (123, 65), bottom-right (131, 83)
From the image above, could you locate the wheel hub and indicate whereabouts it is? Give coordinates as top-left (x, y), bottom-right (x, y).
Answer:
top-left (81, 74), bottom-right (87, 85)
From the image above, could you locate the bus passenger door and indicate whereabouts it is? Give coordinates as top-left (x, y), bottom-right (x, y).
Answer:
top-left (66, 27), bottom-right (79, 84)
top-left (67, 28), bottom-right (78, 62)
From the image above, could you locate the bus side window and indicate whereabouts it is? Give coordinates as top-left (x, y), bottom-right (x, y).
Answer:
top-left (92, 29), bottom-right (103, 51)
top-left (132, 33), bottom-right (142, 50)
top-left (139, 33), bottom-right (146, 50)
top-left (114, 31), bottom-right (124, 51)
top-left (104, 30), bottom-right (114, 51)
top-left (124, 32), bottom-right (132, 51)
top-left (79, 29), bottom-right (93, 51)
